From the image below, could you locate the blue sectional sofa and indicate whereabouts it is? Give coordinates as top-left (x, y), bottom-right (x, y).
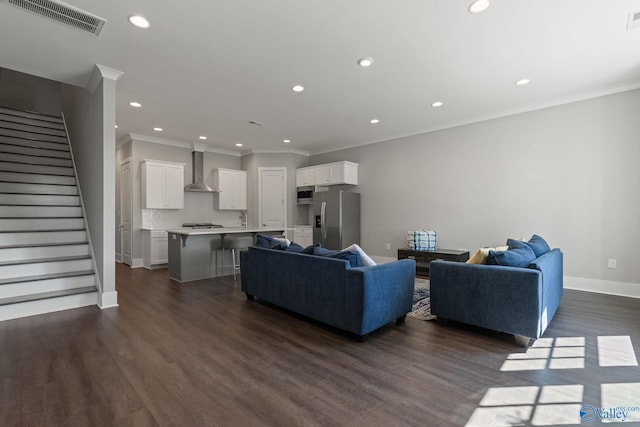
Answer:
top-left (429, 244), bottom-right (563, 346)
top-left (240, 246), bottom-right (416, 339)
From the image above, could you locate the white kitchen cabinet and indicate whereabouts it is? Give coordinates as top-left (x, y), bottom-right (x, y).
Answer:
top-left (142, 229), bottom-right (168, 269)
top-left (296, 161), bottom-right (358, 187)
top-left (294, 226), bottom-right (313, 248)
top-left (214, 168), bottom-right (247, 210)
top-left (296, 167), bottom-right (316, 187)
top-left (141, 160), bottom-right (184, 209)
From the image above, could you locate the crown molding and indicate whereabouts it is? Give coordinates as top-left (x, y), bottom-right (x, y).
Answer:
top-left (86, 64), bottom-right (124, 94)
top-left (240, 147), bottom-right (309, 157)
top-left (126, 133), bottom-right (242, 157)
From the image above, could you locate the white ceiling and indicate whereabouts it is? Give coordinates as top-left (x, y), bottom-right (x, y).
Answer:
top-left (1, 0), bottom-right (640, 155)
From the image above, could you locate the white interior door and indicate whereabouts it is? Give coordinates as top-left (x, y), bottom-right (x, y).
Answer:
top-left (259, 167), bottom-right (286, 229)
top-left (120, 160), bottom-right (132, 265)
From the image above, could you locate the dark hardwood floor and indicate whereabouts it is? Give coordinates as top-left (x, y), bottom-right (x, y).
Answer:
top-left (1, 263), bottom-right (639, 426)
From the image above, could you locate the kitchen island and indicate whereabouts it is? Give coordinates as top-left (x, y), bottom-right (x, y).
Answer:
top-left (167, 227), bottom-right (292, 282)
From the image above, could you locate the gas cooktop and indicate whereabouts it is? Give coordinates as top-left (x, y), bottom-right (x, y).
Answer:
top-left (182, 223), bottom-right (224, 229)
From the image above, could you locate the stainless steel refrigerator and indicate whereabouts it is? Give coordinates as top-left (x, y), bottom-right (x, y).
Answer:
top-left (313, 190), bottom-right (360, 249)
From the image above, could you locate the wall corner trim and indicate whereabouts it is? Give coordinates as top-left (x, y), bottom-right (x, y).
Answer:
top-left (86, 64), bottom-right (124, 93)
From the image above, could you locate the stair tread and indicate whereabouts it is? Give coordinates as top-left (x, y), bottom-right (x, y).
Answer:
top-left (0, 270), bottom-right (95, 286)
top-left (0, 106), bottom-right (62, 122)
top-left (0, 254), bottom-right (91, 267)
top-left (0, 241), bottom-right (88, 250)
top-left (0, 286), bottom-right (97, 306)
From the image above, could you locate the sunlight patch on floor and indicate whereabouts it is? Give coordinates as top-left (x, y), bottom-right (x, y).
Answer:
top-left (598, 336), bottom-right (638, 367)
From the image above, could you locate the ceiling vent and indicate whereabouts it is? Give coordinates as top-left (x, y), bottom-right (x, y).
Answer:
top-left (1, 0), bottom-right (106, 36)
top-left (628, 10), bottom-right (640, 31)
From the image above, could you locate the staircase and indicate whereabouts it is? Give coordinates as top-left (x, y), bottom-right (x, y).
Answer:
top-left (0, 106), bottom-right (98, 321)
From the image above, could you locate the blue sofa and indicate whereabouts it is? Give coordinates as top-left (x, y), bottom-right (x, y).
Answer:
top-left (429, 248), bottom-right (563, 345)
top-left (240, 246), bottom-right (416, 338)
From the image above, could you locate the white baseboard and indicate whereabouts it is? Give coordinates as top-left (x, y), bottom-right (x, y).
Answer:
top-left (564, 276), bottom-right (640, 299)
top-left (98, 290), bottom-right (119, 309)
top-left (131, 258), bottom-right (144, 268)
top-left (115, 253), bottom-right (123, 263)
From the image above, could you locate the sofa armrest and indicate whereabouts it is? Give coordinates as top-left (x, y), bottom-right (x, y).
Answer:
top-left (430, 261), bottom-right (544, 338)
top-left (344, 259), bottom-right (416, 335)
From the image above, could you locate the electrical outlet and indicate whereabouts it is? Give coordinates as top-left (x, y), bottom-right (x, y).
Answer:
top-left (385, 243), bottom-right (391, 250)
top-left (608, 259), bottom-right (617, 269)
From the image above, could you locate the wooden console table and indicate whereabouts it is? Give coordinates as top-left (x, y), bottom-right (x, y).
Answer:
top-left (397, 248), bottom-right (470, 277)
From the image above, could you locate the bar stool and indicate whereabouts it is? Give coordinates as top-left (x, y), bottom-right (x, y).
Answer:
top-left (222, 235), bottom-right (253, 279)
top-left (210, 236), bottom-right (223, 276)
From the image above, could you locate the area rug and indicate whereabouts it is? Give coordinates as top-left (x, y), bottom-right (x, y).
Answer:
top-left (407, 277), bottom-right (437, 321)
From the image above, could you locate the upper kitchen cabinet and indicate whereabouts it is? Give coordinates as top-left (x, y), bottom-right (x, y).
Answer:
top-left (295, 167), bottom-right (316, 187)
top-left (213, 168), bottom-right (247, 210)
top-left (297, 161), bottom-right (358, 187)
top-left (141, 160), bottom-right (185, 209)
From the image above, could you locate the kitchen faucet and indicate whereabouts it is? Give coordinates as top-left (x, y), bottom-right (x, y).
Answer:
top-left (240, 210), bottom-right (248, 229)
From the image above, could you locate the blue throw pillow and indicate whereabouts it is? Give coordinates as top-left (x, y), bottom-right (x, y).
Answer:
top-left (302, 243), bottom-right (320, 254)
top-left (255, 234), bottom-right (286, 250)
top-left (285, 242), bottom-right (304, 253)
top-left (312, 247), bottom-right (361, 267)
top-left (523, 234), bottom-right (551, 258)
top-left (486, 243), bottom-right (536, 268)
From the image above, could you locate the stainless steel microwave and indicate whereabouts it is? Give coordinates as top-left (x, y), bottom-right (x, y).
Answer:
top-left (297, 187), bottom-right (313, 204)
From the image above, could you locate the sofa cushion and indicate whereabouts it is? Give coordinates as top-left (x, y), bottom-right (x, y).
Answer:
top-left (522, 234), bottom-right (551, 258)
top-left (342, 243), bottom-right (377, 267)
top-left (285, 242), bottom-right (304, 253)
top-left (313, 246), bottom-right (362, 267)
top-left (486, 240), bottom-right (536, 267)
top-left (255, 234), bottom-right (287, 250)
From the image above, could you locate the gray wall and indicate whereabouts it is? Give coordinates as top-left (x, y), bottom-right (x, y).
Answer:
top-left (311, 89), bottom-right (640, 286)
top-left (241, 152), bottom-right (309, 227)
top-left (0, 67), bottom-right (62, 115)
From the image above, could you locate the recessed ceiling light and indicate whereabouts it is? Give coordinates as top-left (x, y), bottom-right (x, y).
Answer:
top-left (357, 57), bottom-right (374, 67)
top-left (283, 139), bottom-right (291, 143)
top-left (370, 118), bottom-right (380, 124)
top-left (114, 125), bottom-right (118, 128)
top-left (235, 143), bottom-right (243, 147)
top-left (198, 136), bottom-right (207, 140)
top-left (515, 78), bottom-right (531, 86)
top-left (469, 0), bottom-right (491, 14)
top-left (128, 15), bottom-right (150, 29)
top-left (292, 85), bottom-right (305, 92)
top-left (129, 102), bottom-right (142, 108)
top-left (431, 101), bottom-right (444, 107)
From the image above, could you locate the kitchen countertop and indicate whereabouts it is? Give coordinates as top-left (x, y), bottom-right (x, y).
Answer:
top-left (167, 226), bottom-right (293, 236)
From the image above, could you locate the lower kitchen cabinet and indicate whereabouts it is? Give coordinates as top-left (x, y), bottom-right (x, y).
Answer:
top-left (293, 226), bottom-right (313, 247)
top-left (143, 229), bottom-right (168, 269)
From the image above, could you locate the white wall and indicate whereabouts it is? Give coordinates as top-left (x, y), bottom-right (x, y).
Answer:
top-left (0, 67), bottom-right (62, 115)
top-left (311, 89), bottom-right (640, 293)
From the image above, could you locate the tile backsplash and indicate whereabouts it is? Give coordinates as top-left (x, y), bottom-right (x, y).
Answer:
top-left (142, 192), bottom-right (243, 228)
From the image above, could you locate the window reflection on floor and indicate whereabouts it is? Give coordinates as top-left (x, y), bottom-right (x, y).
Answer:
top-left (465, 336), bottom-right (640, 426)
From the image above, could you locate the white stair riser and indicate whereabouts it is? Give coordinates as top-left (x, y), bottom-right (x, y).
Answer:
top-left (0, 128), bottom-right (67, 143)
top-left (0, 218), bottom-right (84, 232)
top-left (1, 152), bottom-right (72, 167)
top-left (1, 194), bottom-right (79, 206)
top-left (0, 120), bottom-right (66, 137)
top-left (0, 135), bottom-right (68, 151)
top-left (0, 113), bottom-right (65, 131)
top-left (0, 161), bottom-right (73, 176)
top-left (0, 107), bottom-right (62, 124)
top-left (0, 292), bottom-right (98, 322)
top-left (0, 244), bottom-right (89, 263)
top-left (0, 143), bottom-right (71, 159)
top-left (0, 258), bottom-right (92, 280)
top-left (0, 274), bottom-right (95, 299)
top-left (0, 205), bottom-right (82, 218)
top-left (0, 231), bottom-right (87, 246)
top-left (0, 182), bottom-right (77, 196)
top-left (0, 171), bottom-right (75, 186)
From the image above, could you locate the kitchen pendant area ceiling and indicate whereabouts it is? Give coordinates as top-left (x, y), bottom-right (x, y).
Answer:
top-left (1, 1), bottom-right (639, 155)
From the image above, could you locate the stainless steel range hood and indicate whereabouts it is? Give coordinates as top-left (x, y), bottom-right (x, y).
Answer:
top-left (184, 151), bottom-right (216, 192)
